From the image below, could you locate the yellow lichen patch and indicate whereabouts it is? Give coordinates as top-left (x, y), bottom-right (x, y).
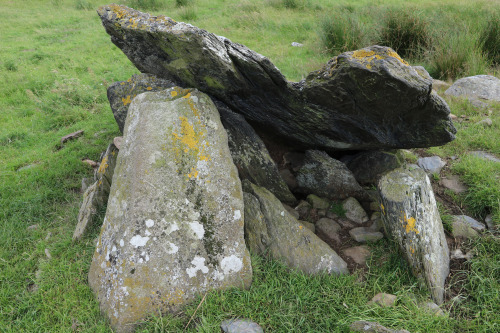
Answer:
top-left (109, 4), bottom-right (128, 20)
top-left (299, 225), bottom-right (303, 230)
top-left (401, 213), bottom-right (419, 234)
top-left (170, 90), bottom-right (178, 97)
top-left (182, 92), bottom-right (192, 99)
top-left (98, 155), bottom-right (109, 174)
top-left (173, 116), bottom-right (201, 152)
top-left (380, 204), bottom-right (385, 215)
top-left (147, 86), bottom-right (153, 91)
top-left (187, 167), bottom-right (199, 179)
top-left (122, 95), bottom-right (132, 106)
top-left (352, 50), bottom-right (375, 59)
top-left (387, 51), bottom-right (410, 66)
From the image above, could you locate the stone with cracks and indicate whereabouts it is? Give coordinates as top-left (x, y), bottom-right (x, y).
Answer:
top-left (88, 88), bottom-right (252, 332)
top-left (97, 5), bottom-right (456, 151)
top-left (243, 181), bottom-right (348, 275)
top-left (445, 75), bottom-right (500, 102)
top-left (378, 167), bottom-right (449, 304)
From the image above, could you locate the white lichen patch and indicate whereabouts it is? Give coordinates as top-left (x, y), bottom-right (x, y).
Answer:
top-left (165, 221), bottom-right (179, 235)
top-left (233, 210), bottom-right (241, 221)
top-left (130, 235), bottom-right (150, 248)
top-left (186, 256), bottom-right (209, 277)
top-left (145, 219), bottom-right (155, 228)
top-left (145, 230), bottom-right (151, 236)
top-left (280, 211), bottom-right (285, 216)
top-left (189, 221), bottom-right (205, 239)
top-left (220, 255), bottom-right (243, 275)
top-left (119, 239), bottom-right (124, 247)
top-left (166, 242), bottom-right (179, 254)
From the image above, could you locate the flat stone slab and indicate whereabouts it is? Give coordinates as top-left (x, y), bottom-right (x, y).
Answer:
top-left (440, 175), bottom-right (467, 194)
top-left (349, 227), bottom-right (384, 243)
top-left (342, 246), bottom-right (371, 265)
top-left (469, 151), bottom-right (500, 163)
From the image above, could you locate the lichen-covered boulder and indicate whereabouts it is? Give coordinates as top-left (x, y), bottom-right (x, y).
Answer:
top-left (107, 73), bottom-right (176, 133)
top-left (73, 143), bottom-right (118, 241)
top-left (216, 101), bottom-right (296, 205)
top-left (378, 167), bottom-right (449, 304)
top-left (295, 150), bottom-right (366, 200)
top-left (243, 181), bottom-right (348, 275)
top-left (88, 87), bottom-right (252, 332)
top-left (97, 5), bottom-right (456, 151)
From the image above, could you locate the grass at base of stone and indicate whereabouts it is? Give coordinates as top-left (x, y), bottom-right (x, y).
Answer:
top-left (138, 242), bottom-right (462, 332)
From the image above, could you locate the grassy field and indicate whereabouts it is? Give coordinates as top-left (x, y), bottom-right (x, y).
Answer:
top-left (0, 0), bottom-right (499, 332)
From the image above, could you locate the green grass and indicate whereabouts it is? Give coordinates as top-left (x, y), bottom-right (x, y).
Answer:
top-left (0, 0), bottom-right (499, 332)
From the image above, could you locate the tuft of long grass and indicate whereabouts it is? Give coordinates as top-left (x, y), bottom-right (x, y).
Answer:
top-left (126, 0), bottom-right (167, 11)
top-left (378, 8), bottom-right (431, 59)
top-left (319, 12), bottom-right (365, 55)
top-left (479, 13), bottom-right (500, 65)
top-left (429, 29), bottom-right (488, 80)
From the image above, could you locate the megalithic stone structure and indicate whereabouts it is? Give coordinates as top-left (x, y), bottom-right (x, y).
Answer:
top-left (97, 4), bottom-right (456, 152)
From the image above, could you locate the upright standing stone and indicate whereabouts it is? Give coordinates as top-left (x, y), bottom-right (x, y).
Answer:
top-left (88, 88), bottom-right (252, 332)
top-left (378, 167), bottom-right (449, 304)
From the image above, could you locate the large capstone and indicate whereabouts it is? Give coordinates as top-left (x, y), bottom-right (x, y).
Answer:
top-left (243, 181), bottom-right (348, 275)
top-left (97, 5), bottom-right (456, 151)
top-left (88, 87), bottom-right (252, 332)
top-left (378, 167), bottom-right (449, 304)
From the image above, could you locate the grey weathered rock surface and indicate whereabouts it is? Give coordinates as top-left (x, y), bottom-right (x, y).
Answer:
top-left (441, 175), bottom-right (467, 194)
top-left (221, 319), bottom-right (264, 333)
top-left (485, 214), bottom-right (495, 230)
top-left (306, 194), bottom-right (331, 210)
top-left (217, 102), bottom-right (296, 205)
top-left (73, 143), bottom-right (119, 241)
top-left (243, 181), bottom-right (348, 275)
top-left (378, 167), bottom-right (449, 304)
top-left (417, 156), bottom-right (446, 174)
top-left (295, 150), bottom-right (366, 200)
top-left (349, 227), bottom-right (384, 243)
top-left (97, 5), bottom-right (456, 151)
top-left (350, 321), bottom-right (410, 333)
top-left (343, 197), bottom-right (369, 223)
top-left (316, 218), bottom-right (341, 243)
top-left (344, 150), bottom-right (403, 185)
top-left (342, 246), bottom-right (371, 265)
top-left (451, 215), bottom-right (485, 238)
top-left (107, 73), bottom-right (176, 133)
top-left (88, 88), bottom-right (252, 332)
top-left (445, 75), bottom-right (500, 102)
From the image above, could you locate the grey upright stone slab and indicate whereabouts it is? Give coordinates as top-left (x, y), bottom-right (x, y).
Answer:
top-left (378, 167), bottom-right (449, 304)
top-left (88, 88), bottom-right (252, 332)
top-left (243, 181), bottom-right (348, 275)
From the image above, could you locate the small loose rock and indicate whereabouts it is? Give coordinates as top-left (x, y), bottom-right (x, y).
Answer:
top-left (61, 130), bottom-right (84, 144)
top-left (369, 293), bottom-right (397, 307)
top-left (350, 227), bottom-right (383, 243)
top-left (343, 197), bottom-right (369, 224)
top-left (221, 319), bottom-right (263, 333)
